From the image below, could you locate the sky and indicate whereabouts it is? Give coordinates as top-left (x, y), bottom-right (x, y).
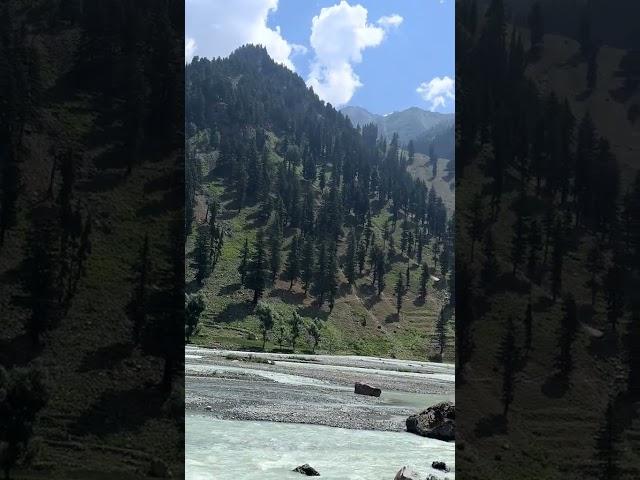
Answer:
top-left (185, 0), bottom-right (454, 115)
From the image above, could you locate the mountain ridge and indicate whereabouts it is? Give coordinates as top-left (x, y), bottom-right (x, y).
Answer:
top-left (340, 105), bottom-right (454, 147)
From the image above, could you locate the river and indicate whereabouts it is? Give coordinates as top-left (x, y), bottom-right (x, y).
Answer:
top-left (185, 346), bottom-right (455, 479)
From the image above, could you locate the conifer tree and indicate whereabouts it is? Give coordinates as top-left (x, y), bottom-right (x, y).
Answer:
top-left (284, 234), bottom-right (301, 290)
top-left (301, 235), bottom-right (315, 295)
top-left (344, 230), bottom-right (357, 285)
top-left (267, 215), bottom-right (283, 282)
top-left (433, 306), bottom-right (448, 359)
top-left (395, 273), bottom-right (404, 315)
top-left (185, 293), bottom-right (205, 343)
top-left (246, 230), bottom-right (268, 304)
top-left (497, 316), bottom-right (518, 416)
top-left (238, 238), bottom-right (249, 285)
top-left (420, 263), bottom-right (429, 299)
top-left (595, 399), bottom-right (620, 479)
top-left (193, 227), bottom-right (210, 286)
top-left (556, 293), bottom-right (578, 377)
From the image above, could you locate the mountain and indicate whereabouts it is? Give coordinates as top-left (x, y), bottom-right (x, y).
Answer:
top-left (185, 45), bottom-right (454, 361)
top-left (340, 105), bottom-right (454, 151)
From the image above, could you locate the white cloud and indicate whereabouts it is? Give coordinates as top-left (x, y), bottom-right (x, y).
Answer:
top-left (417, 76), bottom-right (455, 111)
top-left (185, 37), bottom-right (197, 63)
top-left (306, 1), bottom-right (398, 107)
top-left (377, 14), bottom-right (403, 29)
top-left (185, 0), bottom-right (304, 70)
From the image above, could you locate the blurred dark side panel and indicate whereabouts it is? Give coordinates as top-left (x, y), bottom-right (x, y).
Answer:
top-left (456, 0), bottom-right (640, 478)
top-left (0, 1), bottom-right (184, 478)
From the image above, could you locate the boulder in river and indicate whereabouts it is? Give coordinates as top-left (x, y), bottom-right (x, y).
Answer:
top-left (293, 464), bottom-right (320, 476)
top-left (354, 382), bottom-right (381, 397)
top-left (431, 461), bottom-right (449, 472)
top-left (406, 401), bottom-right (455, 441)
top-left (393, 466), bottom-right (422, 480)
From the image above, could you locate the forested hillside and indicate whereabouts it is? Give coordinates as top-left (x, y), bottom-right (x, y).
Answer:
top-left (185, 45), bottom-right (454, 361)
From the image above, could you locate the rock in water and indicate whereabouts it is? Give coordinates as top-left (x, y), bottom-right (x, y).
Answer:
top-left (293, 464), bottom-right (320, 476)
top-left (431, 461), bottom-right (449, 472)
top-left (354, 382), bottom-right (382, 397)
top-left (394, 466), bottom-right (422, 480)
top-left (406, 401), bottom-right (455, 441)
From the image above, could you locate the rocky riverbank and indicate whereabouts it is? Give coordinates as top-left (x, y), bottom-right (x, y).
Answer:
top-left (185, 346), bottom-right (455, 432)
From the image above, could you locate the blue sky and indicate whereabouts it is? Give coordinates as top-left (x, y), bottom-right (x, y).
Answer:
top-left (186, 0), bottom-right (454, 115)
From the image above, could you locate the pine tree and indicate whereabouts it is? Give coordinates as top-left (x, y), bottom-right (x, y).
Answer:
top-left (22, 215), bottom-right (61, 347)
top-left (344, 230), bottom-right (357, 285)
top-left (326, 246), bottom-right (338, 312)
top-left (550, 222), bottom-right (564, 302)
top-left (420, 263), bottom-right (429, 299)
top-left (375, 253), bottom-right (386, 297)
top-left (267, 215), bottom-right (283, 282)
top-left (556, 293), bottom-right (578, 377)
top-left (595, 399), bottom-right (620, 479)
top-left (395, 273), bottom-right (404, 315)
top-left (185, 293), bottom-right (205, 343)
top-left (407, 139), bottom-right (415, 164)
top-left (301, 235), bottom-right (315, 295)
top-left (357, 239), bottom-right (367, 274)
top-left (193, 227), bottom-right (210, 286)
top-left (585, 242), bottom-right (603, 306)
top-left (284, 234), bottom-right (301, 290)
top-left (313, 241), bottom-right (328, 305)
top-left (405, 263), bottom-right (411, 289)
top-left (497, 316), bottom-right (518, 417)
top-left (245, 230), bottom-right (268, 304)
top-left (238, 238), bottom-right (249, 285)
top-left (433, 306), bottom-right (448, 359)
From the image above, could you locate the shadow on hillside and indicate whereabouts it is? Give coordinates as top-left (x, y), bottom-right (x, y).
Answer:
top-left (144, 172), bottom-right (177, 194)
top-left (385, 313), bottom-right (400, 323)
top-left (78, 341), bottom-right (134, 373)
top-left (137, 189), bottom-right (182, 217)
top-left (413, 296), bottom-right (426, 307)
top-left (0, 333), bottom-right (43, 367)
top-left (269, 288), bottom-right (305, 304)
top-left (495, 272), bottom-right (531, 294)
top-left (297, 305), bottom-right (329, 322)
top-left (69, 385), bottom-right (164, 437)
top-left (217, 301), bottom-right (254, 323)
top-left (474, 413), bottom-right (507, 438)
top-left (93, 145), bottom-right (129, 170)
top-left (219, 283), bottom-right (242, 296)
top-left (587, 330), bottom-right (619, 360)
top-left (541, 372), bottom-right (570, 399)
top-left (77, 172), bottom-right (124, 193)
